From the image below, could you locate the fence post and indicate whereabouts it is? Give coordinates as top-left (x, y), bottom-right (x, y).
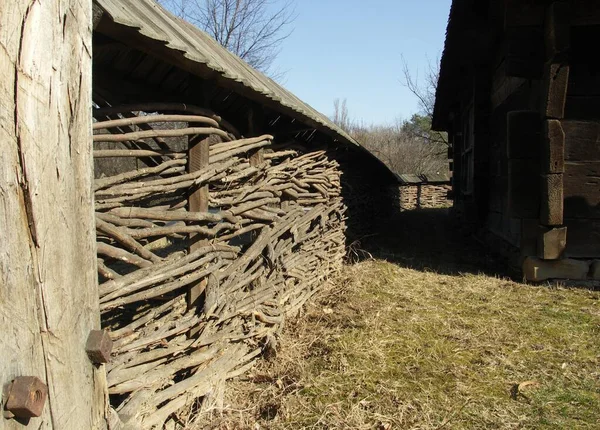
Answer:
top-left (0, 1), bottom-right (108, 428)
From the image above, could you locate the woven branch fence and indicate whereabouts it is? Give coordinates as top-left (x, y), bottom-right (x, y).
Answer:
top-left (92, 104), bottom-right (346, 428)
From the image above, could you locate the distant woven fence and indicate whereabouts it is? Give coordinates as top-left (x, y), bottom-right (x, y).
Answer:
top-left (395, 174), bottom-right (452, 211)
top-left (93, 104), bottom-right (346, 428)
top-left (397, 184), bottom-right (452, 211)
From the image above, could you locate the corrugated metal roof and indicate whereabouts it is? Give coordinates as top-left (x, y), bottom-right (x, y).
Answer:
top-left (397, 172), bottom-right (451, 185)
top-left (95, 0), bottom-right (361, 150)
top-left (396, 174), bottom-right (423, 185)
top-left (422, 172), bottom-right (451, 183)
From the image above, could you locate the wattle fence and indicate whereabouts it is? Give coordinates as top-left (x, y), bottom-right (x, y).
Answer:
top-left (93, 104), bottom-right (346, 428)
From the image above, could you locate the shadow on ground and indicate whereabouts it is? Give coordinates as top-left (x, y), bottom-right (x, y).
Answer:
top-left (354, 207), bottom-right (510, 277)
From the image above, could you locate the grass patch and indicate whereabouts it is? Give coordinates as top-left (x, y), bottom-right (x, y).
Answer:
top-left (213, 260), bottom-right (600, 429)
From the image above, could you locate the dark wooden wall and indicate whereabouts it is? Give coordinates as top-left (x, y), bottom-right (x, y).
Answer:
top-left (446, 0), bottom-right (600, 268)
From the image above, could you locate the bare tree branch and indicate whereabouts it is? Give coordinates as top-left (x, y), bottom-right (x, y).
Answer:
top-left (158, 0), bottom-right (296, 76)
top-left (400, 55), bottom-right (449, 147)
top-left (330, 100), bottom-right (449, 176)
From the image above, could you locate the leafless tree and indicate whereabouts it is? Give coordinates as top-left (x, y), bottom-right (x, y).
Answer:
top-left (330, 99), bottom-right (448, 176)
top-left (332, 98), bottom-right (351, 132)
top-left (158, 0), bottom-right (295, 75)
top-left (401, 55), bottom-right (448, 147)
top-left (352, 120), bottom-right (448, 175)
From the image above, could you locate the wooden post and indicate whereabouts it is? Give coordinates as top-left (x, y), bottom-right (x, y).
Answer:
top-left (0, 1), bottom-right (107, 428)
top-left (247, 105), bottom-right (265, 166)
top-left (535, 1), bottom-right (570, 259)
top-left (187, 133), bottom-right (220, 308)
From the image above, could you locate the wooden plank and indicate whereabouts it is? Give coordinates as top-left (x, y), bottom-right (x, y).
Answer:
top-left (0, 1), bottom-right (107, 428)
top-left (247, 105), bottom-right (265, 167)
top-left (541, 119), bottom-right (565, 173)
top-left (188, 136), bottom-right (210, 213)
top-left (508, 159), bottom-right (540, 217)
top-left (544, 2), bottom-right (571, 60)
top-left (564, 218), bottom-right (600, 258)
top-left (507, 111), bottom-right (541, 159)
top-left (541, 62), bottom-right (570, 119)
top-left (491, 59), bottom-right (527, 110)
top-left (523, 256), bottom-right (589, 281)
top-left (564, 161), bottom-right (600, 219)
top-left (562, 120), bottom-right (600, 161)
top-left (537, 226), bottom-right (567, 259)
top-left (540, 173), bottom-right (564, 225)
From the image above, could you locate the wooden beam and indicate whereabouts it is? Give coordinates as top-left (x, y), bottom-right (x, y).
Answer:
top-left (540, 173), bottom-right (564, 225)
top-left (93, 2), bottom-right (105, 29)
top-left (537, 226), bottom-right (567, 259)
top-left (540, 2), bottom-right (570, 119)
top-left (523, 256), bottom-right (589, 281)
top-left (1, 0), bottom-right (108, 428)
top-left (247, 105), bottom-right (265, 166)
top-left (541, 119), bottom-right (565, 173)
top-left (541, 62), bottom-right (570, 119)
top-left (544, 2), bottom-right (571, 60)
top-left (187, 134), bottom-right (221, 309)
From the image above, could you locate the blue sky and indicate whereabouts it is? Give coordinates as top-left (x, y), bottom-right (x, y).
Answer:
top-left (272, 0), bottom-right (452, 125)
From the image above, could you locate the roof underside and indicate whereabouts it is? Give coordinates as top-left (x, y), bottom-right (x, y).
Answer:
top-left (432, 0), bottom-right (477, 131)
top-left (95, 0), bottom-right (370, 154)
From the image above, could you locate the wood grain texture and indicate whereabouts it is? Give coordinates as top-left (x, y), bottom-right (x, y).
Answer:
top-left (562, 120), bottom-right (600, 161)
top-left (564, 161), bottom-right (600, 219)
top-left (540, 173), bottom-right (564, 226)
top-left (537, 226), bottom-right (567, 260)
top-left (0, 1), bottom-right (107, 429)
top-left (542, 119), bottom-right (565, 173)
top-left (541, 63), bottom-right (570, 119)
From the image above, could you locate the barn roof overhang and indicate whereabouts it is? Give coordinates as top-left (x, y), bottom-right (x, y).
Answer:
top-left (93, 0), bottom-right (397, 183)
top-left (432, 0), bottom-right (481, 132)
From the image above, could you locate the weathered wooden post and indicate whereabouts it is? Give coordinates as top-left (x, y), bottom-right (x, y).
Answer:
top-left (1, 1), bottom-right (108, 428)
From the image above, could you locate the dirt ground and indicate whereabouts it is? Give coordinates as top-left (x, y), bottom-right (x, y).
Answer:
top-left (190, 209), bottom-right (600, 429)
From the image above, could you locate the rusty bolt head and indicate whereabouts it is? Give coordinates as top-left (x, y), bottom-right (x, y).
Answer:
top-left (5, 376), bottom-right (48, 418)
top-left (85, 329), bottom-right (113, 364)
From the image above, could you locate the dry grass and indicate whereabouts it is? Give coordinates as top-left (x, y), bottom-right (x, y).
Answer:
top-left (202, 260), bottom-right (600, 429)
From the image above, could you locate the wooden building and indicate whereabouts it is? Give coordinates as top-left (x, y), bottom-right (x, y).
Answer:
top-left (2, 0), bottom-right (396, 428)
top-left (433, 0), bottom-right (600, 281)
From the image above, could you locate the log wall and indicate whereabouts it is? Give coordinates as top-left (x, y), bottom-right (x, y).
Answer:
top-left (92, 105), bottom-right (347, 428)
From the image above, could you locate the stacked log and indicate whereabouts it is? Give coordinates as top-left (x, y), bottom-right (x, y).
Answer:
top-left (93, 104), bottom-right (345, 428)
